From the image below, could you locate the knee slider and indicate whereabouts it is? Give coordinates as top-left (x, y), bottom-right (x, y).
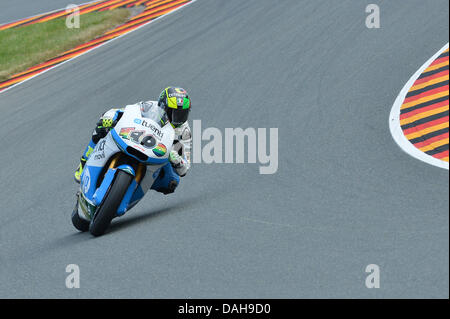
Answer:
top-left (162, 180), bottom-right (178, 195)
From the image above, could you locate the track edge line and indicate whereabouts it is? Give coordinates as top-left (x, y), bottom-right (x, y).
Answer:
top-left (389, 42), bottom-right (449, 170)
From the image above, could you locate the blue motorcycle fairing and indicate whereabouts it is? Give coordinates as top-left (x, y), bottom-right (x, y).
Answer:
top-left (90, 164), bottom-right (137, 213)
top-left (92, 168), bottom-right (116, 206)
top-left (151, 162), bottom-right (180, 192)
top-left (80, 165), bottom-right (103, 202)
top-left (129, 185), bottom-right (145, 208)
top-left (116, 164), bottom-right (135, 176)
top-left (117, 179), bottom-right (138, 216)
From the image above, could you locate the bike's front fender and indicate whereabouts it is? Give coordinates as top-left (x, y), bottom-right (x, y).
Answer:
top-left (92, 164), bottom-right (135, 206)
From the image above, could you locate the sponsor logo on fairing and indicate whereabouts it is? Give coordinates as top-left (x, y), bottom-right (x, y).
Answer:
top-left (153, 143), bottom-right (167, 157)
top-left (133, 118), bottom-right (164, 138)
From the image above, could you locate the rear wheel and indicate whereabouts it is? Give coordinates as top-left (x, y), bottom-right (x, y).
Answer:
top-left (89, 170), bottom-right (133, 237)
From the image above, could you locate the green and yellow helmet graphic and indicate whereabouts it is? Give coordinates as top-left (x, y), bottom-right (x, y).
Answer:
top-left (158, 87), bottom-right (191, 126)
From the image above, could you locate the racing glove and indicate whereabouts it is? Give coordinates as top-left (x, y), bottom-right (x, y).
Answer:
top-left (93, 118), bottom-right (114, 143)
top-left (169, 150), bottom-right (182, 166)
top-left (169, 150), bottom-right (188, 176)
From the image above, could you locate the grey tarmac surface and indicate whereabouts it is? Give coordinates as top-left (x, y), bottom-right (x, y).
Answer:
top-left (0, 0), bottom-right (84, 24)
top-left (0, 0), bottom-right (448, 298)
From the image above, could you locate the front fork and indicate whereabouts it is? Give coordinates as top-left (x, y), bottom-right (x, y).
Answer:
top-left (108, 153), bottom-right (146, 183)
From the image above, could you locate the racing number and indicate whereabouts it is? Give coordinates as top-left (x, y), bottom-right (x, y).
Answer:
top-left (129, 130), bottom-right (145, 143)
top-left (141, 135), bottom-right (156, 148)
top-left (121, 128), bottom-right (156, 149)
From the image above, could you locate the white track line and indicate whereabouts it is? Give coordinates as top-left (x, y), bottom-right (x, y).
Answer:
top-left (389, 42), bottom-right (449, 170)
top-left (0, 0), bottom-right (198, 94)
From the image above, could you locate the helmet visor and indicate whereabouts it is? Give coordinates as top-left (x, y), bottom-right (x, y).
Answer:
top-left (170, 108), bottom-right (189, 126)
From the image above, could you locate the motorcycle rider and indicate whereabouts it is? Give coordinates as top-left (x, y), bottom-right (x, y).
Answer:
top-left (74, 87), bottom-right (192, 195)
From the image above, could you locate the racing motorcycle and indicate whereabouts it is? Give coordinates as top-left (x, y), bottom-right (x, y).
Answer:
top-left (71, 102), bottom-right (175, 236)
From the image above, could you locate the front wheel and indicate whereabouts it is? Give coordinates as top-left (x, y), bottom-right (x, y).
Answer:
top-left (89, 170), bottom-right (133, 237)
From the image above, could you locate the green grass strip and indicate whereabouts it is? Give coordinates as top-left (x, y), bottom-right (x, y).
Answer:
top-left (0, 9), bottom-right (130, 82)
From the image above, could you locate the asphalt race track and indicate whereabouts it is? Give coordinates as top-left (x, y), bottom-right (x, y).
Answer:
top-left (0, 0), bottom-right (448, 298)
top-left (0, 0), bottom-right (77, 24)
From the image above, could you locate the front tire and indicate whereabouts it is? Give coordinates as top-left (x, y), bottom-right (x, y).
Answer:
top-left (89, 170), bottom-right (133, 237)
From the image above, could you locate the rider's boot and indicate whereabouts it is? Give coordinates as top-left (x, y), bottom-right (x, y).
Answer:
top-left (74, 140), bottom-right (96, 183)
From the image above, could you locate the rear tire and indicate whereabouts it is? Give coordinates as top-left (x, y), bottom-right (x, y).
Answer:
top-left (89, 170), bottom-right (132, 237)
top-left (71, 198), bottom-right (89, 232)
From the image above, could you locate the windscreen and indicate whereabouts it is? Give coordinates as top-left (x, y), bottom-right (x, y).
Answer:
top-left (139, 101), bottom-right (169, 127)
